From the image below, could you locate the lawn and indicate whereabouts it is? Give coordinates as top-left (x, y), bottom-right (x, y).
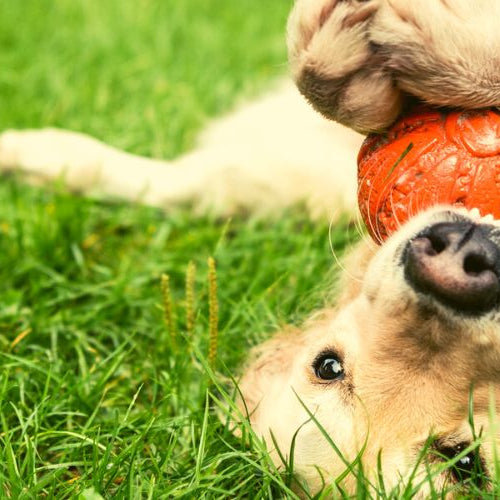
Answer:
top-left (0, 0), bottom-right (359, 497)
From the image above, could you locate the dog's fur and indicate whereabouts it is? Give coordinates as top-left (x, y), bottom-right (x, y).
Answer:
top-left (237, 207), bottom-right (500, 494)
top-left (289, 0), bottom-right (500, 133)
top-left (2, 0), bottom-right (500, 495)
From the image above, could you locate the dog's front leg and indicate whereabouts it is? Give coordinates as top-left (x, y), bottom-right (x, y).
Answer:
top-left (370, 0), bottom-right (500, 110)
top-left (287, 0), bottom-right (402, 133)
top-left (0, 84), bottom-right (363, 219)
top-left (288, 0), bottom-right (500, 133)
top-left (0, 128), bottom-right (178, 203)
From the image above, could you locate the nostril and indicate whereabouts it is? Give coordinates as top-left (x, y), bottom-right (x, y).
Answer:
top-left (427, 233), bottom-right (447, 255)
top-left (464, 253), bottom-right (493, 276)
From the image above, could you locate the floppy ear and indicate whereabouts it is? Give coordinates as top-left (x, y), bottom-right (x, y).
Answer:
top-left (235, 328), bottom-right (305, 433)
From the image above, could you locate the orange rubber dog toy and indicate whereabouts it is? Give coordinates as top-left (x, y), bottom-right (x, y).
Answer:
top-left (358, 108), bottom-right (500, 244)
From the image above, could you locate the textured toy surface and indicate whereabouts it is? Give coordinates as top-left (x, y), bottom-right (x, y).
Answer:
top-left (358, 107), bottom-right (500, 243)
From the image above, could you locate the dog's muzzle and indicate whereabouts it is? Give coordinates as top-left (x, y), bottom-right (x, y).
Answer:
top-left (404, 221), bottom-right (500, 315)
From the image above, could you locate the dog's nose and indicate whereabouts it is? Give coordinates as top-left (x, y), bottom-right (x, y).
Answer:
top-left (405, 222), bottom-right (500, 314)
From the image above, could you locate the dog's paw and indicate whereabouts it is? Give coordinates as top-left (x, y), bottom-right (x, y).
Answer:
top-left (0, 128), bottom-right (109, 178)
top-left (0, 129), bottom-right (29, 171)
top-left (287, 0), bottom-right (403, 133)
top-left (370, 0), bottom-right (500, 109)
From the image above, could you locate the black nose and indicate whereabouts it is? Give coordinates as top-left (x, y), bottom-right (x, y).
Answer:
top-left (405, 222), bottom-right (500, 314)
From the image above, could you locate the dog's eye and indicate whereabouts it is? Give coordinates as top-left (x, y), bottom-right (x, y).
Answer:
top-left (451, 449), bottom-right (484, 485)
top-left (313, 352), bottom-right (344, 381)
top-left (435, 442), bottom-right (487, 487)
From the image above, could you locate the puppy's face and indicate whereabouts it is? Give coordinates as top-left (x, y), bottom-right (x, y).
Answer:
top-left (238, 207), bottom-right (500, 494)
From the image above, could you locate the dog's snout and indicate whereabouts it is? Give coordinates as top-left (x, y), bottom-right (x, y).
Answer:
top-left (405, 222), bottom-right (500, 314)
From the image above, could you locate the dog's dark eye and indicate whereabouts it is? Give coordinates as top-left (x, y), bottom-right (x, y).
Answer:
top-left (313, 352), bottom-right (344, 381)
top-left (451, 449), bottom-right (484, 485)
top-left (435, 442), bottom-right (487, 487)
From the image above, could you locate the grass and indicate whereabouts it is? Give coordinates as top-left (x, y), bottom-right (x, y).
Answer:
top-left (0, 0), bottom-right (360, 497)
top-left (0, 0), bottom-right (496, 498)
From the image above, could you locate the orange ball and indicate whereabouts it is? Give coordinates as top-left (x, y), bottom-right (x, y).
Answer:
top-left (358, 107), bottom-right (500, 244)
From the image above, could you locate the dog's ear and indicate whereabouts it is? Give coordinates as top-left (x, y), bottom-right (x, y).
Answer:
top-left (234, 328), bottom-right (304, 434)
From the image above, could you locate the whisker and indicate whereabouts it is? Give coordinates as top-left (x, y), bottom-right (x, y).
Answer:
top-left (328, 210), bottom-right (363, 283)
top-left (358, 161), bottom-right (382, 243)
top-left (353, 208), bottom-right (372, 247)
top-left (388, 188), bottom-right (405, 236)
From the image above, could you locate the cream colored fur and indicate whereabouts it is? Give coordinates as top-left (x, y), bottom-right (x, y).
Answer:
top-left (1, 0), bottom-right (500, 495)
top-left (289, 0), bottom-right (500, 132)
top-left (0, 83), bottom-right (362, 221)
top-left (237, 207), bottom-right (500, 494)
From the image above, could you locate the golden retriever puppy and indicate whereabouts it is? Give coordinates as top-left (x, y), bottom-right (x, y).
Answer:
top-left (1, 0), bottom-right (500, 495)
top-left (229, 1), bottom-right (500, 493)
top-left (236, 207), bottom-right (500, 494)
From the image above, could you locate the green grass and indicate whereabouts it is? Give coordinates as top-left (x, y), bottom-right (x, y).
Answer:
top-left (0, 0), bottom-right (495, 498)
top-left (0, 181), bottom-right (351, 497)
top-left (0, 0), bottom-right (289, 158)
top-left (0, 0), bottom-right (360, 497)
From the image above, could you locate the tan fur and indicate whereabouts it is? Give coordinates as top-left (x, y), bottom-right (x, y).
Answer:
top-left (237, 208), bottom-right (500, 494)
top-left (0, 83), bottom-right (362, 221)
top-left (289, 0), bottom-right (500, 133)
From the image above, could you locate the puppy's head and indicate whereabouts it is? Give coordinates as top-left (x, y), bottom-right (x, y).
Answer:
top-left (237, 207), bottom-right (500, 495)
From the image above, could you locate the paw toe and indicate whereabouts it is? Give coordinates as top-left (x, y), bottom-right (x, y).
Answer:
top-left (0, 130), bottom-right (22, 169)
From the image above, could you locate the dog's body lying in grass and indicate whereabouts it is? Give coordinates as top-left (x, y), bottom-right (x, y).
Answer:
top-left (2, 0), bottom-right (500, 495)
